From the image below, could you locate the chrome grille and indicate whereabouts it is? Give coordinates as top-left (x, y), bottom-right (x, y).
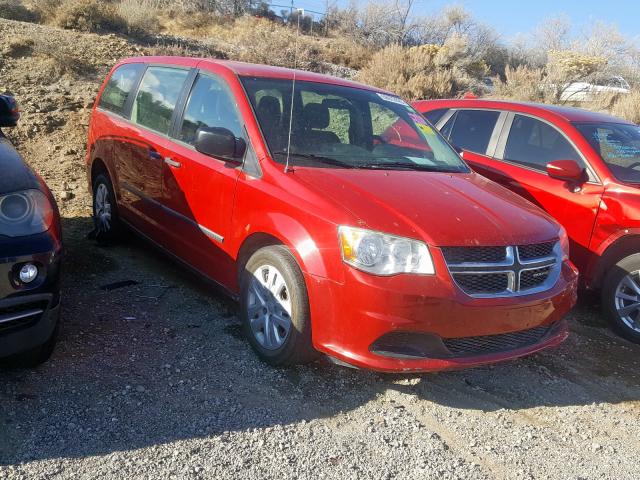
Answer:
top-left (442, 241), bottom-right (560, 297)
top-left (443, 326), bottom-right (550, 356)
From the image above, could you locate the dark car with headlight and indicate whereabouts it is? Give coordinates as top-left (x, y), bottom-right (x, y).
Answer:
top-left (0, 94), bottom-right (62, 366)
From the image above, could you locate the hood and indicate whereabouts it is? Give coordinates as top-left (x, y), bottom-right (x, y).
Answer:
top-left (292, 168), bottom-right (560, 247)
top-left (0, 134), bottom-right (39, 194)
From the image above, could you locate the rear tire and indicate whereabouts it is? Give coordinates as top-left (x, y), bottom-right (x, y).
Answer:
top-left (239, 245), bottom-right (318, 366)
top-left (92, 172), bottom-right (123, 242)
top-left (602, 253), bottom-right (640, 344)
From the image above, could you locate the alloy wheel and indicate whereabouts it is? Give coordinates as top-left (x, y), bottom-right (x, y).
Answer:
top-left (246, 264), bottom-right (293, 350)
top-left (614, 270), bottom-right (640, 333)
top-left (94, 183), bottom-right (112, 232)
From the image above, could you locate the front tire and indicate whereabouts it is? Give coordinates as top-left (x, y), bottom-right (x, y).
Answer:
top-left (92, 172), bottom-right (122, 242)
top-left (240, 245), bottom-right (318, 366)
top-left (602, 254), bottom-right (640, 343)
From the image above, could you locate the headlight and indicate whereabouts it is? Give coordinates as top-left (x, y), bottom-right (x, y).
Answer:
top-left (338, 226), bottom-right (435, 275)
top-left (0, 190), bottom-right (54, 237)
top-left (559, 225), bottom-right (570, 261)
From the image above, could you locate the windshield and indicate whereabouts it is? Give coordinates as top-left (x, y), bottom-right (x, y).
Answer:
top-left (575, 122), bottom-right (640, 184)
top-left (241, 77), bottom-right (468, 172)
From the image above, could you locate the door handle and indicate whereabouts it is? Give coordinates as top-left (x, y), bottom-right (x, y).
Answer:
top-left (164, 157), bottom-right (182, 168)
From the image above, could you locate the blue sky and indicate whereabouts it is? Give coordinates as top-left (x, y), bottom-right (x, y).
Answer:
top-left (275, 0), bottom-right (640, 42)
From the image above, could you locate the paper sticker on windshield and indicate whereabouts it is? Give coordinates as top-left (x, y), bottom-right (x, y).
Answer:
top-left (377, 93), bottom-right (408, 106)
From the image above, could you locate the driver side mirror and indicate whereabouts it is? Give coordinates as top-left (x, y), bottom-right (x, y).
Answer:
top-left (194, 127), bottom-right (246, 163)
top-left (0, 94), bottom-right (20, 128)
top-left (546, 160), bottom-right (587, 184)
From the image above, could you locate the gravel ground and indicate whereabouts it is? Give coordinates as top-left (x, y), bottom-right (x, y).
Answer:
top-left (1, 217), bottom-right (640, 480)
top-left (1, 16), bottom-right (640, 480)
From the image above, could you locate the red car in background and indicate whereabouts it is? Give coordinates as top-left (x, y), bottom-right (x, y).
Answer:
top-left (414, 99), bottom-right (640, 343)
top-left (86, 58), bottom-right (578, 372)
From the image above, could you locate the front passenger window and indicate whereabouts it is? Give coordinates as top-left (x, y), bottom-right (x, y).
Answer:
top-left (179, 74), bottom-right (244, 145)
top-left (504, 115), bottom-right (583, 171)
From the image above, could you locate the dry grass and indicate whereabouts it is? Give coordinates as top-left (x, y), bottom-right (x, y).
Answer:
top-left (3, 1), bottom-right (638, 124)
top-left (156, 8), bottom-right (228, 36)
top-left (36, 0), bottom-right (126, 33)
top-left (358, 45), bottom-right (451, 100)
top-left (492, 65), bottom-right (546, 102)
top-left (2, 30), bottom-right (94, 81)
top-left (205, 17), bottom-right (322, 70)
top-left (1, 35), bottom-right (35, 58)
top-left (608, 90), bottom-right (640, 124)
top-left (357, 42), bottom-right (485, 100)
top-left (0, 0), bottom-right (39, 22)
top-left (116, 0), bottom-right (160, 36)
top-left (318, 36), bottom-right (372, 70)
top-left (146, 39), bottom-right (227, 59)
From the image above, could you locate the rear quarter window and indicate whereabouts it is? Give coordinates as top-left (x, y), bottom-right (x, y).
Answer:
top-left (422, 108), bottom-right (449, 125)
top-left (130, 66), bottom-right (190, 135)
top-left (98, 63), bottom-right (144, 116)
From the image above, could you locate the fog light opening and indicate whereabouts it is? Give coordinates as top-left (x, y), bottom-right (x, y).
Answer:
top-left (19, 263), bottom-right (39, 284)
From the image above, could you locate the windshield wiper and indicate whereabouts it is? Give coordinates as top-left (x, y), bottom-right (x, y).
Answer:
top-left (271, 151), bottom-right (356, 168)
top-left (357, 162), bottom-right (449, 172)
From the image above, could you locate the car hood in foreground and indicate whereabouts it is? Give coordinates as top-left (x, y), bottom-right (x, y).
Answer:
top-left (293, 168), bottom-right (560, 247)
top-left (0, 135), bottom-right (39, 194)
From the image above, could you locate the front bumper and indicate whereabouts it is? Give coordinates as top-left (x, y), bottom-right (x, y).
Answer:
top-left (307, 260), bottom-right (578, 373)
top-left (0, 230), bottom-right (62, 359)
top-left (0, 293), bottom-right (60, 358)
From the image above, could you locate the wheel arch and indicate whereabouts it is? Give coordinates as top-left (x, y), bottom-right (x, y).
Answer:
top-left (90, 157), bottom-right (109, 185)
top-left (233, 214), bottom-right (340, 286)
top-left (591, 234), bottom-right (640, 289)
top-left (236, 232), bottom-right (286, 281)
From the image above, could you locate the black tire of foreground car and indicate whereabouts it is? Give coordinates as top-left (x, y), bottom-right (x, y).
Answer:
top-left (240, 246), bottom-right (318, 366)
top-left (602, 253), bottom-right (640, 344)
top-left (92, 172), bottom-right (123, 242)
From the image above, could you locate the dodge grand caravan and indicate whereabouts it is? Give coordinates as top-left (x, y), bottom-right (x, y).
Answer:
top-left (86, 58), bottom-right (578, 372)
top-left (414, 99), bottom-right (640, 343)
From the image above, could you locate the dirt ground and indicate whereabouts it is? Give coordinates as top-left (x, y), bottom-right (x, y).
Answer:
top-left (1, 17), bottom-right (640, 480)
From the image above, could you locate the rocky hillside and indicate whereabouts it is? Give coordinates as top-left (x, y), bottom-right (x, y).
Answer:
top-left (0, 15), bottom-right (359, 219)
top-left (0, 18), bottom-right (148, 217)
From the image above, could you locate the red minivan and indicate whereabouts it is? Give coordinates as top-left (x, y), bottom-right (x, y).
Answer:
top-left (414, 99), bottom-right (640, 343)
top-left (86, 58), bottom-right (578, 372)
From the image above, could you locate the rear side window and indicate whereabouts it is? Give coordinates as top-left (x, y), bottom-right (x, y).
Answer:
top-left (179, 74), bottom-right (244, 145)
top-left (449, 109), bottom-right (500, 154)
top-left (99, 63), bottom-right (144, 115)
top-left (504, 115), bottom-right (583, 171)
top-left (131, 66), bottom-right (190, 135)
top-left (422, 108), bottom-right (448, 125)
